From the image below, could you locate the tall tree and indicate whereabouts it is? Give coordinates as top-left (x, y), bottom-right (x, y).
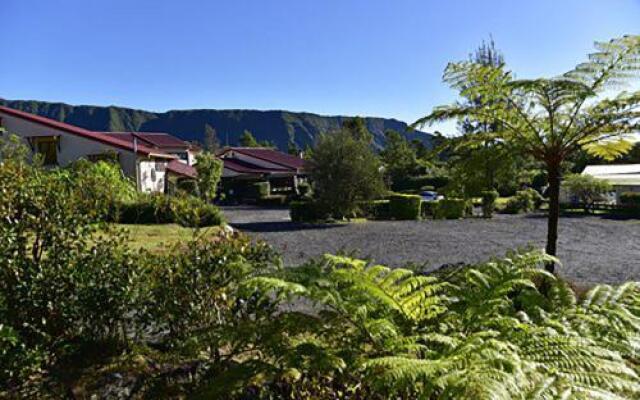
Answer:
top-left (239, 130), bottom-right (260, 147)
top-left (380, 130), bottom-right (418, 187)
top-left (194, 152), bottom-right (223, 203)
top-left (416, 35), bottom-right (640, 271)
top-left (452, 37), bottom-right (512, 193)
top-left (308, 119), bottom-right (386, 218)
top-left (203, 123), bottom-right (220, 153)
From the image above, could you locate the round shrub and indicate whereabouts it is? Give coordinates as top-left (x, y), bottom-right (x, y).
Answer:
top-left (502, 189), bottom-right (542, 214)
top-left (388, 195), bottom-right (422, 220)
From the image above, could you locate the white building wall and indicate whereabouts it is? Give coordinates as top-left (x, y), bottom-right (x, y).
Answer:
top-left (139, 160), bottom-right (166, 193)
top-left (0, 111), bottom-right (167, 193)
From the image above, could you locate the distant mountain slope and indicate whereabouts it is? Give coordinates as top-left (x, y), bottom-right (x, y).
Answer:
top-left (0, 99), bottom-right (432, 150)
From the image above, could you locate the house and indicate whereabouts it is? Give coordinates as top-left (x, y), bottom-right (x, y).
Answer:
top-left (582, 164), bottom-right (640, 204)
top-left (218, 147), bottom-right (306, 198)
top-left (0, 106), bottom-right (197, 193)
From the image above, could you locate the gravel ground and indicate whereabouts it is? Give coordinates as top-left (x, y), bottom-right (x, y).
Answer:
top-left (221, 206), bottom-right (640, 285)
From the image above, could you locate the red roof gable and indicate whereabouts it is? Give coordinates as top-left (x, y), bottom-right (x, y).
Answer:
top-left (166, 159), bottom-right (197, 178)
top-left (222, 158), bottom-right (290, 174)
top-left (101, 132), bottom-right (190, 149)
top-left (221, 147), bottom-right (305, 170)
top-left (0, 106), bottom-right (172, 158)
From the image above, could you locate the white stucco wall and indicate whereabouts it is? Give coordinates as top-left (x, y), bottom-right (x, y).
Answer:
top-left (139, 160), bottom-right (166, 193)
top-left (0, 111), bottom-right (167, 193)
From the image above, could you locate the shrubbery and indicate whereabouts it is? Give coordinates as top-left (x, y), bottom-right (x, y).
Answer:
top-left (503, 188), bottom-right (543, 214)
top-left (387, 194), bottom-right (422, 220)
top-left (433, 198), bottom-right (470, 219)
top-left (116, 194), bottom-right (223, 227)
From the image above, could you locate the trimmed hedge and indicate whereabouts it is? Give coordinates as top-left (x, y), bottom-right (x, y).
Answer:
top-left (434, 198), bottom-right (470, 219)
top-left (290, 201), bottom-right (328, 222)
top-left (360, 200), bottom-right (390, 220)
top-left (116, 194), bottom-right (223, 227)
top-left (388, 194), bottom-right (422, 220)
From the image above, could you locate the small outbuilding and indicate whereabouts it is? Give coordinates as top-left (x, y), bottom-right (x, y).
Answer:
top-left (581, 164), bottom-right (640, 204)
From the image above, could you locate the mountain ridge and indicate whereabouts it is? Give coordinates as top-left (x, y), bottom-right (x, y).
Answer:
top-left (0, 98), bottom-right (433, 150)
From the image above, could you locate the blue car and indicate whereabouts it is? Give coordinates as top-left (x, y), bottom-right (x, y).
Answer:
top-left (420, 191), bottom-right (443, 202)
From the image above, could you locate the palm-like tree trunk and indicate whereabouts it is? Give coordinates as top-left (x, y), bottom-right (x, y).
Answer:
top-left (545, 160), bottom-right (561, 273)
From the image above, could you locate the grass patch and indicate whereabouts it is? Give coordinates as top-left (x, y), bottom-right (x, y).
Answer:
top-left (109, 223), bottom-right (223, 253)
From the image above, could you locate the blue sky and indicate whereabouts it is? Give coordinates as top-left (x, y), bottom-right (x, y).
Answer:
top-left (1, 0), bottom-right (639, 134)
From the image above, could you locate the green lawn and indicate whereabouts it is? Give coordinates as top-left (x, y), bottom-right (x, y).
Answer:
top-left (109, 223), bottom-right (222, 253)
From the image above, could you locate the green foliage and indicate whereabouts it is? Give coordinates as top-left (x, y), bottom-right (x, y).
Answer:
top-left (564, 173), bottom-right (613, 212)
top-left (481, 189), bottom-right (499, 218)
top-left (503, 189), bottom-right (542, 214)
top-left (380, 130), bottom-right (419, 187)
top-left (236, 250), bottom-right (640, 399)
top-left (239, 129), bottom-right (260, 147)
top-left (434, 198), bottom-right (470, 219)
top-left (392, 175), bottom-right (450, 193)
top-left (203, 123), bottom-right (220, 153)
top-left (195, 152), bottom-right (223, 203)
top-left (363, 199), bottom-right (390, 220)
top-left (416, 34), bottom-right (640, 259)
top-left (388, 194), bottom-right (422, 220)
top-left (308, 120), bottom-right (386, 218)
top-left (117, 194), bottom-right (224, 227)
top-left (238, 130), bottom-right (273, 148)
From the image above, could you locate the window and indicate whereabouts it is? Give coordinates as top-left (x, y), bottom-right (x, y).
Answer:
top-left (32, 136), bottom-right (58, 165)
top-left (174, 152), bottom-right (189, 161)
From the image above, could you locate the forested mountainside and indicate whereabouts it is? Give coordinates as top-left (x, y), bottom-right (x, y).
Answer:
top-left (0, 99), bottom-right (433, 150)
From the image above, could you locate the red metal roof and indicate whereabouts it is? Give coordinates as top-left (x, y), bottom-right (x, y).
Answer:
top-left (221, 147), bottom-right (305, 170)
top-left (222, 157), bottom-right (290, 174)
top-left (0, 106), bottom-right (171, 158)
top-left (166, 160), bottom-right (197, 178)
top-left (101, 132), bottom-right (190, 149)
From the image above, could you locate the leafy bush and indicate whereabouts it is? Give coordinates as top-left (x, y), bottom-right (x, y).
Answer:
top-left (433, 198), bottom-right (470, 219)
top-left (388, 194), bottom-right (422, 220)
top-left (236, 251), bottom-right (640, 399)
top-left (365, 199), bottom-right (390, 219)
top-left (502, 188), bottom-right (542, 214)
top-left (563, 173), bottom-right (612, 212)
top-left (480, 189), bottom-right (499, 218)
top-left (117, 194), bottom-right (223, 227)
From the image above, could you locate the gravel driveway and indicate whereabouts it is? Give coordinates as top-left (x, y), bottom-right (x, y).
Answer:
top-left (222, 206), bottom-right (640, 285)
